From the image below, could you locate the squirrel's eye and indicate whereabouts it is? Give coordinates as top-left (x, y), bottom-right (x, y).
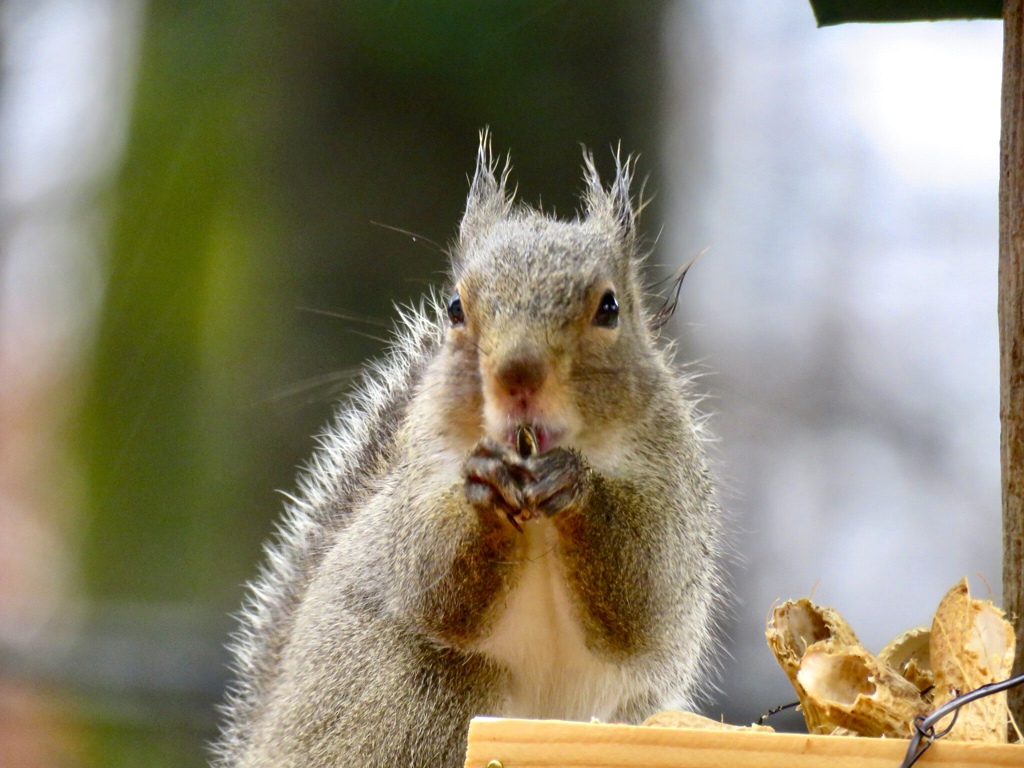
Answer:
top-left (593, 289), bottom-right (619, 328)
top-left (447, 293), bottom-right (465, 326)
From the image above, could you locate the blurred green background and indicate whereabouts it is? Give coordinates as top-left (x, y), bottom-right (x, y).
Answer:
top-left (1, 2), bottom-right (674, 765)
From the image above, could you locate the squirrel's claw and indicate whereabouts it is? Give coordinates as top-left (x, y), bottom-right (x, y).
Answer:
top-left (464, 440), bottom-right (586, 527)
top-left (522, 448), bottom-right (587, 518)
top-left (464, 439), bottom-right (532, 530)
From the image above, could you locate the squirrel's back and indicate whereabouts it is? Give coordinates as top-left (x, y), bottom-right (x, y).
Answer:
top-left (214, 302), bottom-right (446, 765)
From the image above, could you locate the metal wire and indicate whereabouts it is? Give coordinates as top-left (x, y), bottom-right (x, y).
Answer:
top-left (757, 700), bottom-right (799, 726)
top-left (898, 673), bottom-right (1024, 768)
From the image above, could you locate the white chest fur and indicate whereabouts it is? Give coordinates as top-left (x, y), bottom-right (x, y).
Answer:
top-left (473, 519), bottom-right (634, 721)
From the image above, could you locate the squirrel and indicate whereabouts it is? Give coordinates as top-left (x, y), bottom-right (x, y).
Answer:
top-left (213, 132), bottom-right (724, 768)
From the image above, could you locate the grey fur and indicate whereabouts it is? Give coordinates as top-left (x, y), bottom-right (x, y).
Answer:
top-left (213, 131), bottom-right (724, 768)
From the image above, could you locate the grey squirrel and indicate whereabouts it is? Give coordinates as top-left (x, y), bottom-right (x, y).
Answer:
top-left (213, 133), bottom-right (724, 767)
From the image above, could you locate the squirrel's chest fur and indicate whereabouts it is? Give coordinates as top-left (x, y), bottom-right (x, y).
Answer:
top-left (472, 519), bottom-right (634, 721)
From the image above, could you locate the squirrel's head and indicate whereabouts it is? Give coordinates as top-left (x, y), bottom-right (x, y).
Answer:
top-left (439, 131), bottom-right (662, 456)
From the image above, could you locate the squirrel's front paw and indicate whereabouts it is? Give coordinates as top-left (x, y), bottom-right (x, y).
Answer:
top-left (522, 448), bottom-right (588, 518)
top-left (464, 439), bottom-right (534, 531)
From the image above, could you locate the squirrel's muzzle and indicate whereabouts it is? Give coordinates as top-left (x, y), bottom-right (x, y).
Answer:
top-left (495, 354), bottom-right (549, 401)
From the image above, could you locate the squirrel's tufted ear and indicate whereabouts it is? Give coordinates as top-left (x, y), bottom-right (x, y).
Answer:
top-left (459, 129), bottom-right (512, 248)
top-left (582, 146), bottom-right (641, 249)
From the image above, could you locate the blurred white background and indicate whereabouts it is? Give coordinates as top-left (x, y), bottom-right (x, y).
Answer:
top-left (664, 3), bottom-right (1003, 721)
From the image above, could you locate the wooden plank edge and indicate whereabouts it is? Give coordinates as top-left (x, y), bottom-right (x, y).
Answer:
top-left (465, 717), bottom-right (1022, 768)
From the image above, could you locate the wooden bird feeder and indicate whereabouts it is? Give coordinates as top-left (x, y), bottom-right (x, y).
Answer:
top-left (464, 718), bottom-right (1018, 768)
top-left (464, 0), bottom-right (1024, 764)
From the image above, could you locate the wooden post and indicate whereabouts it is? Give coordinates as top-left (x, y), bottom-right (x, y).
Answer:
top-left (1002, 0), bottom-right (1024, 733)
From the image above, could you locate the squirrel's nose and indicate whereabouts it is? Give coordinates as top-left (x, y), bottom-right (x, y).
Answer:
top-left (495, 355), bottom-right (548, 399)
